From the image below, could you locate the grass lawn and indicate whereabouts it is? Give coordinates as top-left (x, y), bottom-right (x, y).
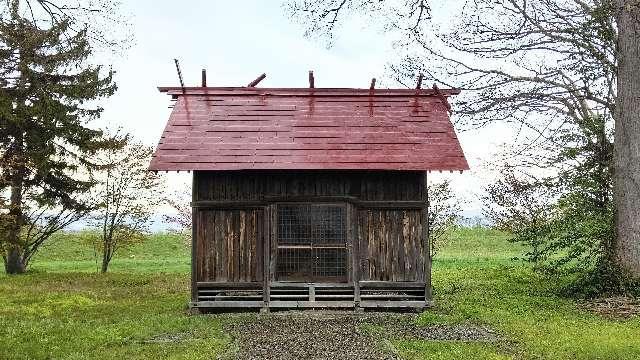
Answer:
top-left (1, 229), bottom-right (639, 359)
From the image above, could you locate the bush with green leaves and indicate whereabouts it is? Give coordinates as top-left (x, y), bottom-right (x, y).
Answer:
top-left (484, 116), bottom-right (637, 297)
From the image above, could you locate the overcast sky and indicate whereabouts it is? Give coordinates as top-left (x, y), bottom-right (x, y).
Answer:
top-left (96, 1), bottom-right (507, 219)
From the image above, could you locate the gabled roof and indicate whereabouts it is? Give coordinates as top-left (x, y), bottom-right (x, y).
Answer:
top-left (149, 87), bottom-right (469, 172)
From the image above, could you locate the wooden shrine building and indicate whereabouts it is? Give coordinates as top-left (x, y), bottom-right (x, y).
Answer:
top-left (149, 72), bottom-right (468, 311)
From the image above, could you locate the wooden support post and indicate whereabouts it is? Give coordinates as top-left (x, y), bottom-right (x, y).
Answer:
top-left (190, 172), bottom-right (198, 303)
top-left (247, 73), bottom-right (267, 87)
top-left (421, 171), bottom-right (432, 303)
top-left (416, 73), bottom-right (424, 90)
top-left (262, 205), bottom-right (271, 310)
top-left (309, 70), bottom-right (315, 88)
top-left (270, 205), bottom-right (277, 283)
top-left (309, 284), bottom-right (316, 302)
top-left (350, 203), bottom-right (361, 309)
top-left (201, 69), bottom-right (207, 87)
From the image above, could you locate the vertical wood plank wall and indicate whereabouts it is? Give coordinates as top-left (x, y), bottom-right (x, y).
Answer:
top-left (193, 170), bottom-right (427, 284)
top-left (194, 209), bottom-right (263, 282)
top-left (357, 209), bottom-right (424, 282)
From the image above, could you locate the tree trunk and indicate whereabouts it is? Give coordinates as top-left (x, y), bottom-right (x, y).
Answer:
top-left (101, 242), bottom-right (110, 273)
top-left (4, 247), bottom-right (26, 274)
top-left (613, 0), bottom-right (640, 276)
top-left (4, 165), bottom-right (26, 275)
top-left (100, 258), bottom-right (109, 273)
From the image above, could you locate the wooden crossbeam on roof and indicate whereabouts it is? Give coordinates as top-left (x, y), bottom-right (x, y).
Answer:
top-left (247, 73), bottom-right (266, 87)
top-left (173, 59), bottom-right (185, 92)
top-left (432, 83), bottom-right (452, 112)
top-left (416, 73), bottom-right (424, 89)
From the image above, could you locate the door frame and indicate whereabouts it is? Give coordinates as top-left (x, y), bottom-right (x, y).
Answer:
top-left (270, 202), bottom-right (351, 283)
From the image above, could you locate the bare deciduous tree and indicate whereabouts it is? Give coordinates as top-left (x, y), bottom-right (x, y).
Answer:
top-left (286, 0), bottom-right (640, 277)
top-left (17, 191), bottom-right (92, 268)
top-left (91, 136), bottom-right (162, 273)
top-left (286, 0), bottom-right (431, 42)
top-left (2, 0), bottom-right (132, 52)
top-left (428, 180), bottom-right (461, 257)
top-left (163, 189), bottom-right (192, 247)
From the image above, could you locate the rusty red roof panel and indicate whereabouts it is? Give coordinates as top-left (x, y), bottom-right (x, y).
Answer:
top-left (149, 87), bottom-right (469, 171)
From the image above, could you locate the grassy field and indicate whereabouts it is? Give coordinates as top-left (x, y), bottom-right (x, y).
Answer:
top-left (1, 228), bottom-right (639, 359)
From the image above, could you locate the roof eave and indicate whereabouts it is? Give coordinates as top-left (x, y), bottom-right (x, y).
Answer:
top-left (157, 86), bottom-right (462, 96)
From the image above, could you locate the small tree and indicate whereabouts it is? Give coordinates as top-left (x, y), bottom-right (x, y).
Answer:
top-left (427, 179), bottom-right (460, 257)
top-left (485, 168), bottom-right (620, 296)
top-left (19, 190), bottom-right (93, 267)
top-left (484, 169), bottom-right (553, 267)
top-left (91, 137), bottom-right (162, 273)
top-left (483, 115), bottom-right (627, 296)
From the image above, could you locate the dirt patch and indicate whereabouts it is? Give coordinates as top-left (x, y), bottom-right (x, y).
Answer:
top-left (578, 296), bottom-right (640, 319)
top-left (219, 311), bottom-right (498, 360)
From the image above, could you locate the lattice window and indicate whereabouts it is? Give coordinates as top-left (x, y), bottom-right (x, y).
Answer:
top-left (276, 204), bottom-right (347, 282)
top-left (277, 205), bottom-right (345, 245)
top-left (277, 248), bottom-right (314, 282)
top-left (314, 248), bottom-right (347, 280)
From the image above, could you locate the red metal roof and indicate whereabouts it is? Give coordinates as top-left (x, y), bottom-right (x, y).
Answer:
top-left (149, 87), bottom-right (469, 171)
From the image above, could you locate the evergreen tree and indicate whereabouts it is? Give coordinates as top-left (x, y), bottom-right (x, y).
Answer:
top-left (0, 2), bottom-right (119, 274)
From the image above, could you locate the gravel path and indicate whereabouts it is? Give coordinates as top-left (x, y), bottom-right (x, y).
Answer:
top-left (219, 311), bottom-right (497, 360)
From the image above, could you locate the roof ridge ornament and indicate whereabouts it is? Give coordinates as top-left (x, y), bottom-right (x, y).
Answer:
top-left (432, 83), bottom-right (452, 113)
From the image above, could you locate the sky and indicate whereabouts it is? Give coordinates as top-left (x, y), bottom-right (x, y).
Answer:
top-left (94, 1), bottom-right (509, 221)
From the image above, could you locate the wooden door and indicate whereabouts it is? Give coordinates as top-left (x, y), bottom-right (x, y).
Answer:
top-left (274, 203), bottom-right (348, 283)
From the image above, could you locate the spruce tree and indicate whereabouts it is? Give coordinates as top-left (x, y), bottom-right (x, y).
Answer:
top-left (0, 3), bottom-right (119, 274)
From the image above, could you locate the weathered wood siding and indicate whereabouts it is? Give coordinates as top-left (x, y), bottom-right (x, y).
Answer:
top-left (195, 170), bottom-right (424, 201)
top-left (357, 209), bottom-right (425, 282)
top-left (193, 170), bottom-right (427, 286)
top-left (195, 209), bottom-right (263, 282)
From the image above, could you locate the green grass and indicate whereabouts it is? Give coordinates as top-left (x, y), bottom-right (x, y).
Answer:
top-left (30, 232), bottom-right (190, 273)
top-left (1, 228), bottom-right (639, 359)
top-left (403, 227), bottom-right (640, 360)
top-left (0, 272), bottom-right (228, 360)
top-left (396, 340), bottom-right (511, 360)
